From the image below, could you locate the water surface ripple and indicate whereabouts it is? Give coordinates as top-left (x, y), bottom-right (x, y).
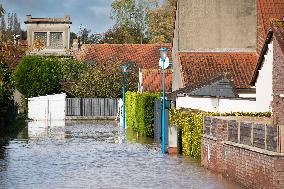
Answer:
top-left (0, 121), bottom-right (242, 189)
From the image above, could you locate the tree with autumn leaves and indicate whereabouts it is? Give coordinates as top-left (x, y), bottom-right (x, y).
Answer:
top-left (84, 0), bottom-right (176, 44)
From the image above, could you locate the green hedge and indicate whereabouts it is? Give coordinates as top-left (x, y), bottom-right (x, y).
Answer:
top-left (170, 109), bottom-right (271, 159)
top-left (125, 91), bottom-right (160, 137)
top-left (14, 56), bottom-right (61, 98)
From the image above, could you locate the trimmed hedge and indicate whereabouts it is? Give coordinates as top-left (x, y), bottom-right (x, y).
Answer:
top-left (170, 109), bottom-right (271, 159)
top-left (125, 91), bottom-right (160, 137)
top-left (14, 56), bottom-right (61, 98)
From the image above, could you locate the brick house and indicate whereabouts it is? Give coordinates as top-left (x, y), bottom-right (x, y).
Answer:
top-left (72, 43), bottom-right (172, 93)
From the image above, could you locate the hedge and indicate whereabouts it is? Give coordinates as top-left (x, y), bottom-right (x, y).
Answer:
top-left (125, 91), bottom-right (160, 137)
top-left (13, 56), bottom-right (61, 98)
top-left (170, 109), bottom-right (271, 159)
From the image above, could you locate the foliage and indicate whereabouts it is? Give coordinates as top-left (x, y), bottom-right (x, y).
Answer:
top-left (57, 58), bottom-right (86, 82)
top-left (170, 109), bottom-right (203, 159)
top-left (0, 61), bottom-right (14, 105)
top-left (0, 11), bottom-right (23, 41)
top-left (13, 56), bottom-right (61, 98)
top-left (103, 24), bottom-right (147, 44)
top-left (147, 0), bottom-right (176, 43)
top-left (71, 57), bottom-right (138, 98)
top-left (170, 109), bottom-right (272, 159)
top-left (110, 0), bottom-right (158, 44)
top-left (70, 32), bottom-right (77, 47)
top-left (14, 56), bottom-right (86, 98)
top-left (108, 0), bottom-right (176, 44)
top-left (0, 4), bottom-right (5, 17)
top-left (77, 26), bottom-right (103, 44)
top-left (125, 91), bottom-right (160, 137)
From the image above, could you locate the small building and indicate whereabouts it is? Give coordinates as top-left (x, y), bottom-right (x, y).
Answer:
top-left (25, 15), bottom-right (72, 56)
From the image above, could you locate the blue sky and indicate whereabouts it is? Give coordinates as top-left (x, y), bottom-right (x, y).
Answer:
top-left (1, 0), bottom-right (115, 34)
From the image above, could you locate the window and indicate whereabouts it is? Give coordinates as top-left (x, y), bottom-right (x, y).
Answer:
top-left (34, 32), bottom-right (47, 47)
top-left (50, 32), bottom-right (63, 48)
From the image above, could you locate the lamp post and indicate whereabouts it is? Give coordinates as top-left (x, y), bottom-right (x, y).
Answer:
top-left (159, 47), bottom-right (168, 154)
top-left (121, 65), bottom-right (128, 132)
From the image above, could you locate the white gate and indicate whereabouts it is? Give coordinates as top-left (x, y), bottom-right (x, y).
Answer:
top-left (28, 93), bottom-right (66, 121)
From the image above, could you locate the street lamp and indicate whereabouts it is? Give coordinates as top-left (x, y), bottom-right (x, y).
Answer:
top-left (121, 64), bottom-right (128, 132)
top-left (159, 47), bottom-right (168, 154)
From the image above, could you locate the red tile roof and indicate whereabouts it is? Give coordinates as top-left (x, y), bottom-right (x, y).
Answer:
top-left (179, 52), bottom-right (258, 89)
top-left (257, 0), bottom-right (284, 54)
top-left (142, 69), bottom-right (172, 92)
top-left (72, 44), bottom-right (172, 69)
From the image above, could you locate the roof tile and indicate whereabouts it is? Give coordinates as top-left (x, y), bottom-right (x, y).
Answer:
top-left (179, 52), bottom-right (258, 89)
top-left (142, 69), bottom-right (172, 92)
top-left (72, 44), bottom-right (172, 69)
top-left (257, 0), bottom-right (284, 54)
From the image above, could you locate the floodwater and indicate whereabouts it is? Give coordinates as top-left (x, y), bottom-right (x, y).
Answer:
top-left (0, 120), bottom-right (243, 189)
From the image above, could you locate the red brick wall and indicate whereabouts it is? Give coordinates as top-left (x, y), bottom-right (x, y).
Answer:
top-left (272, 35), bottom-right (284, 126)
top-left (202, 117), bottom-right (284, 189)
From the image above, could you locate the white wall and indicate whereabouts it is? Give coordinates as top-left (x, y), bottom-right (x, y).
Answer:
top-left (255, 42), bottom-right (273, 112)
top-left (238, 92), bottom-right (256, 98)
top-left (176, 96), bottom-right (256, 113)
top-left (28, 93), bottom-right (66, 121)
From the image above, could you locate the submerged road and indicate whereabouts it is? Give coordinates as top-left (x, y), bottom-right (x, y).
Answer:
top-left (0, 121), bottom-right (242, 189)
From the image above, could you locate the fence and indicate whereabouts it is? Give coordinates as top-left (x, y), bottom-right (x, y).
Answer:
top-left (203, 116), bottom-right (277, 152)
top-left (66, 98), bottom-right (119, 117)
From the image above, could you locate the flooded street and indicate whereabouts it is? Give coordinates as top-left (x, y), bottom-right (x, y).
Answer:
top-left (0, 121), bottom-right (242, 189)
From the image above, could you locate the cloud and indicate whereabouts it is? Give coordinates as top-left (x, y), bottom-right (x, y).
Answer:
top-left (1, 0), bottom-right (114, 33)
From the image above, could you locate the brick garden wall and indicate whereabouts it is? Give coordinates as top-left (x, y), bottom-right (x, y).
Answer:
top-left (201, 117), bottom-right (284, 189)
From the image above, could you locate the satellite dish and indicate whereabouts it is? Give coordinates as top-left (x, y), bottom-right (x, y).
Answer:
top-left (159, 57), bottom-right (170, 69)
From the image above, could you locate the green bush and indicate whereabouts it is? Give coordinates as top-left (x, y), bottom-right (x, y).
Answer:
top-left (125, 91), bottom-right (160, 137)
top-left (14, 56), bottom-right (61, 98)
top-left (170, 109), bottom-right (271, 159)
top-left (13, 56), bottom-right (86, 98)
top-left (71, 57), bottom-right (138, 98)
top-left (0, 61), bottom-right (14, 105)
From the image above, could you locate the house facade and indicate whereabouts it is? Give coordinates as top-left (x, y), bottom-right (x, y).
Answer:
top-left (171, 0), bottom-right (284, 113)
top-left (172, 0), bottom-right (257, 91)
top-left (25, 15), bottom-right (72, 56)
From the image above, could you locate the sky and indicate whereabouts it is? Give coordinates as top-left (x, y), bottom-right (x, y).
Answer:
top-left (1, 0), bottom-right (115, 34)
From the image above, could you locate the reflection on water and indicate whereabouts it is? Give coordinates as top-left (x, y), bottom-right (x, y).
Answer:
top-left (28, 120), bottom-right (66, 139)
top-left (0, 121), bottom-right (243, 189)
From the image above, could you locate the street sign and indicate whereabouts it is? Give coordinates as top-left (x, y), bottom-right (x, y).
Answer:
top-left (159, 57), bottom-right (170, 69)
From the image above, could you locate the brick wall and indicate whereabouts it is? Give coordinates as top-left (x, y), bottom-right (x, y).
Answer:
top-left (272, 35), bottom-right (284, 126)
top-left (272, 34), bottom-right (284, 153)
top-left (202, 117), bottom-right (284, 189)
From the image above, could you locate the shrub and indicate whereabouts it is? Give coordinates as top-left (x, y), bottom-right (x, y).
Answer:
top-left (14, 56), bottom-right (61, 98)
top-left (170, 109), bottom-right (271, 159)
top-left (71, 57), bottom-right (138, 98)
top-left (126, 91), bottom-right (160, 137)
top-left (0, 61), bottom-right (14, 105)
